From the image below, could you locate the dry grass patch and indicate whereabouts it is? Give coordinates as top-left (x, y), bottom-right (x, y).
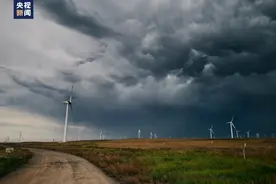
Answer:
top-left (0, 145), bottom-right (33, 178)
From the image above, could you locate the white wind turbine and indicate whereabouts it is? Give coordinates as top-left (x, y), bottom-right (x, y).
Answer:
top-left (138, 129), bottom-right (141, 139)
top-left (18, 131), bottom-right (22, 142)
top-left (63, 85), bottom-right (74, 143)
top-left (246, 130), bottom-right (251, 138)
top-left (236, 130), bottom-right (240, 138)
top-left (150, 132), bottom-right (153, 139)
top-left (208, 125), bottom-right (214, 139)
top-left (100, 130), bottom-right (103, 140)
top-left (154, 133), bottom-right (157, 138)
top-left (226, 116), bottom-right (236, 139)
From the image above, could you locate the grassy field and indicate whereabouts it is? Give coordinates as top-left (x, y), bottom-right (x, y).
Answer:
top-left (0, 145), bottom-right (33, 178)
top-left (24, 138), bottom-right (276, 184)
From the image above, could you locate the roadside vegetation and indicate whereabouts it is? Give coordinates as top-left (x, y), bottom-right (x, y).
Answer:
top-left (25, 139), bottom-right (276, 184)
top-left (0, 145), bottom-right (33, 178)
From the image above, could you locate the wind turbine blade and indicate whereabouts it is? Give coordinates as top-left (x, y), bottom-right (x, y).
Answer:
top-left (71, 84), bottom-right (74, 96)
top-left (69, 84), bottom-right (74, 102)
top-left (231, 116), bottom-right (234, 122)
top-left (232, 123), bottom-right (236, 129)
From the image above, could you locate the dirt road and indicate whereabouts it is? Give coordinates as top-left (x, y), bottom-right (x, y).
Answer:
top-left (0, 149), bottom-right (117, 184)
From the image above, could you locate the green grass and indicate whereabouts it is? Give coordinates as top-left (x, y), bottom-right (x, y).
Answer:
top-left (141, 150), bottom-right (276, 184)
top-left (0, 147), bottom-right (33, 178)
top-left (24, 142), bottom-right (276, 184)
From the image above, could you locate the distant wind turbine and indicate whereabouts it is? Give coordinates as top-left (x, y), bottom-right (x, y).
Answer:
top-left (63, 85), bottom-right (74, 143)
top-left (236, 130), bottom-right (240, 138)
top-left (150, 132), bottom-right (153, 139)
top-left (138, 129), bottom-right (141, 139)
top-left (154, 133), bottom-right (157, 138)
top-left (208, 125), bottom-right (214, 139)
top-left (246, 130), bottom-right (251, 138)
top-left (226, 116), bottom-right (236, 139)
top-left (100, 130), bottom-right (103, 140)
top-left (18, 131), bottom-right (22, 142)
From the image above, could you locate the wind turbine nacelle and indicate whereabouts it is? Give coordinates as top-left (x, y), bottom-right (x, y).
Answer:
top-left (63, 101), bottom-right (70, 104)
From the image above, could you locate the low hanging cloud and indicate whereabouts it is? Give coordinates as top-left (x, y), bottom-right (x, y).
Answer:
top-left (0, 106), bottom-right (62, 141)
top-left (0, 0), bottom-right (276, 139)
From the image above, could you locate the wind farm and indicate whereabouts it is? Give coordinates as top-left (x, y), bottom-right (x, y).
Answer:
top-left (12, 137), bottom-right (275, 184)
top-left (1, 0), bottom-right (276, 183)
top-left (2, 101), bottom-right (275, 184)
top-left (1, 105), bottom-right (276, 184)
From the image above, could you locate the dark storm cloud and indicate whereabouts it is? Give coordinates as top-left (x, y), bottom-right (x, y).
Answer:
top-left (74, 42), bottom-right (108, 66)
top-left (36, 0), bottom-right (122, 39)
top-left (75, 57), bottom-right (97, 66)
top-left (257, 0), bottom-right (276, 20)
top-left (110, 75), bottom-right (138, 86)
top-left (182, 49), bottom-right (209, 76)
top-left (6, 0), bottom-right (276, 138)
top-left (10, 74), bottom-right (69, 100)
top-left (36, 0), bottom-right (276, 79)
top-left (58, 69), bottom-right (82, 83)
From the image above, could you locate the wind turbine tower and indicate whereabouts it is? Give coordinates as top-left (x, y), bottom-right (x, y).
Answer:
top-left (154, 133), bottom-right (157, 138)
top-left (63, 85), bottom-right (74, 143)
top-left (100, 130), bottom-right (103, 140)
top-left (236, 130), bottom-right (240, 138)
top-left (246, 130), bottom-right (251, 138)
top-left (138, 129), bottom-right (141, 139)
top-left (18, 131), bottom-right (22, 142)
top-left (150, 132), bottom-right (153, 139)
top-left (226, 116), bottom-right (236, 139)
top-left (208, 125), bottom-right (214, 139)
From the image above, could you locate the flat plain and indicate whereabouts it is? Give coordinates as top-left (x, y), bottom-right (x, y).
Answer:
top-left (23, 138), bottom-right (276, 184)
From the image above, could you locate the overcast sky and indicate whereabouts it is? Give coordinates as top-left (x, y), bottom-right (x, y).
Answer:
top-left (1, 0), bottom-right (276, 141)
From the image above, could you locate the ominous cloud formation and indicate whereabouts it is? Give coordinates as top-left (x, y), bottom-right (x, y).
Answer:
top-left (0, 0), bottom-right (276, 140)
